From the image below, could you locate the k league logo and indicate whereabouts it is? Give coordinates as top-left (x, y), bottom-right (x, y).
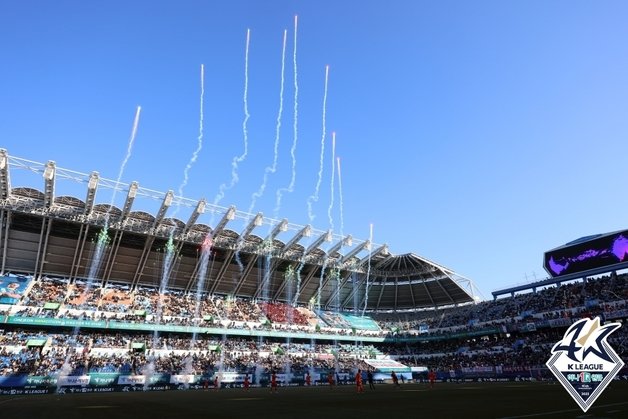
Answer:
top-left (546, 317), bottom-right (624, 412)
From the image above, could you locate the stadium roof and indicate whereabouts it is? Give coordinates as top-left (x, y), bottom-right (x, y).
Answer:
top-left (0, 149), bottom-right (478, 311)
top-left (548, 229), bottom-right (625, 251)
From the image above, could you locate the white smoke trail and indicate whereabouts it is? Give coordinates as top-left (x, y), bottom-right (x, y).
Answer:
top-left (214, 29), bottom-right (251, 206)
top-left (108, 106), bottom-right (141, 213)
top-left (274, 15), bottom-right (299, 216)
top-left (336, 157), bottom-right (344, 237)
top-left (248, 30), bottom-right (287, 214)
top-left (327, 132), bottom-right (336, 231)
top-left (177, 64), bottom-right (205, 207)
top-left (362, 223), bottom-right (374, 316)
top-left (306, 65), bottom-right (330, 223)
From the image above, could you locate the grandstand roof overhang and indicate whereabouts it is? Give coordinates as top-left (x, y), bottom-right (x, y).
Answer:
top-left (0, 150), bottom-right (477, 311)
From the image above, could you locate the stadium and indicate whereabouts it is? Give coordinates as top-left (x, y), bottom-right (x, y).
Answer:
top-left (3, 4), bottom-right (628, 418)
top-left (0, 150), bottom-right (627, 418)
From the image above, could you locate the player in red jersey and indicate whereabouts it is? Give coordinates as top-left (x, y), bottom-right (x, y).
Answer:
top-left (271, 371), bottom-right (278, 393)
top-left (391, 371), bottom-right (400, 387)
top-left (428, 369), bottom-right (436, 389)
top-left (214, 375), bottom-right (219, 391)
top-left (243, 374), bottom-right (250, 391)
top-left (327, 371), bottom-right (334, 389)
top-left (355, 369), bottom-right (364, 393)
top-left (305, 371), bottom-right (311, 386)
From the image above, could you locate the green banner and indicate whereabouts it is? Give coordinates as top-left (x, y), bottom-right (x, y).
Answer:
top-left (3, 315), bottom-right (385, 343)
top-left (25, 375), bottom-right (57, 387)
top-left (6, 316), bottom-right (106, 329)
top-left (89, 373), bottom-right (119, 387)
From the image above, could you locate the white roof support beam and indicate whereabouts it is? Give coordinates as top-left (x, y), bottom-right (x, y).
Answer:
top-left (304, 230), bottom-right (332, 256)
top-left (240, 212), bottom-right (263, 240)
top-left (84, 171), bottom-right (99, 215)
top-left (327, 235), bottom-right (352, 256)
top-left (341, 240), bottom-right (371, 264)
top-left (119, 181), bottom-right (138, 223)
top-left (185, 199), bottom-right (206, 232)
top-left (266, 218), bottom-right (288, 242)
top-left (153, 190), bottom-right (173, 228)
top-left (42, 160), bottom-right (56, 208)
top-left (281, 224), bottom-right (311, 253)
top-left (212, 205), bottom-right (236, 237)
top-left (359, 244), bottom-right (389, 267)
top-left (0, 149), bottom-right (11, 200)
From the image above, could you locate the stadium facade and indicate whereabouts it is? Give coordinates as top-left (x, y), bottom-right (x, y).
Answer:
top-left (0, 149), bottom-right (479, 312)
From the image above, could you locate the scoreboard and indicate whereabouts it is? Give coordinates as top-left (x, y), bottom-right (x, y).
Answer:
top-left (544, 230), bottom-right (628, 277)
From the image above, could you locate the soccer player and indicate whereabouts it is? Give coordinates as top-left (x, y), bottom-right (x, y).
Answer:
top-left (355, 369), bottom-right (364, 393)
top-left (428, 369), bottom-right (436, 389)
top-left (244, 374), bottom-right (250, 391)
top-left (391, 371), bottom-right (400, 387)
top-left (327, 371), bottom-right (334, 389)
top-left (271, 371), bottom-right (278, 393)
top-left (305, 372), bottom-right (311, 386)
top-left (214, 375), bottom-right (219, 391)
top-left (367, 370), bottom-right (375, 390)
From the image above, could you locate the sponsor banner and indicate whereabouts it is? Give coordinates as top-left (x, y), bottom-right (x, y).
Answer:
top-left (57, 376), bottom-right (90, 386)
top-left (216, 372), bottom-right (246, 383)
top-left (24, 376), bottom-right (57, 387)
top-left (147, 374), bottom-right (170, 385)
top-left (0, 388), bottom-right (53, 395)
top-left (117, 375), bottom-right (146, 385)
top-left (7, 316), bottom-right (106, 329)
top-left (89, 373), bottom-right (119, 387)
top-left (0, 374), bottom-right (29, 388)
top-left (170, 375), bottom-right (196, 384)
top-left (462, 366), bottom-right (494, 374)
top-left (363, 359), bottom-right (411, 372)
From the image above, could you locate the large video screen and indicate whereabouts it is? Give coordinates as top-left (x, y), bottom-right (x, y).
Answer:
top-left (544, 230), bottom-right (628, 277)
top-left (0, 275), bottom-right (32, 305)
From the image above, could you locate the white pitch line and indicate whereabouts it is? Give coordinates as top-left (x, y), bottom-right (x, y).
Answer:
top-left (497, 401), bottom-right (628, 419)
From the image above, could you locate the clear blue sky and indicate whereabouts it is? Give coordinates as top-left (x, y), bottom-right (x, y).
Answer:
top-left (2, 1), bottom-right (628, 298)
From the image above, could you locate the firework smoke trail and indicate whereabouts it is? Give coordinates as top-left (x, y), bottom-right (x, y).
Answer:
top-left (293, 259), bottom-right (305, 306)
top-left (108, 106), bottom-right (142, 217)
top-left (327, 132), bottom-right (336, 231)
top-left (362, 223), bottom-right (374, 316)
top-left (57, 107), bottom-right (141, 392)
top-left (214, 29), bottom-right (251, 207)
top-left (191, 235), bottom-right (212, 346)
top-left (145, 236), bottom-right (177, 385)
top-left (336, 157), bottom-right (344, 236)
top-left (248, 30), bottom-right (287, 215)
top-left (274, 15), bottom-right (299, 216)
top-left (316, 258), bottom-right (328, 309)
top-left (306, 65), bottom-right (330, 223)
top-left (175, 64), bottom-right (205, 217)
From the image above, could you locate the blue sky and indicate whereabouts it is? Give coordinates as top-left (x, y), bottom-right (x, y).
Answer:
top-left (1, 1), bottom-right (628, 298)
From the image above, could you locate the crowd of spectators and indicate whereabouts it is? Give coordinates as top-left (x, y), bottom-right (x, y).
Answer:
top-left (259, 302), bottom-right (311, 325)
top-left (0, 329), bottom-right (380, 377)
